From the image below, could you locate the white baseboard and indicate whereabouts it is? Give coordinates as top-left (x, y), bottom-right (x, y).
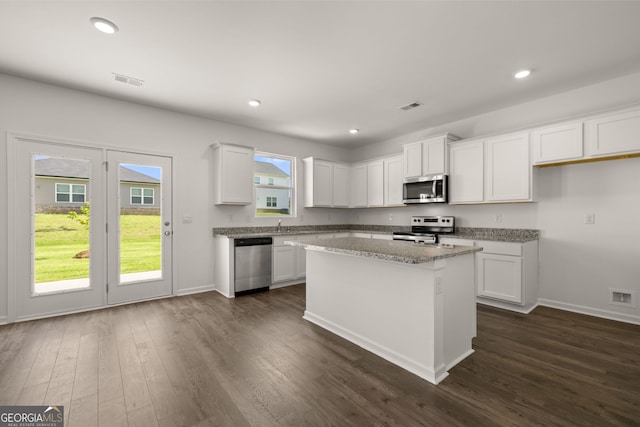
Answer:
top-left (176, 284), bottom-right (215, 297)
top-left (303, 310), bottom-right (448, 385)
top-left (270, 280), bottom-right (304, 290)
top-left (0, 316), bottom-right (7, 325)
top-left (477, 297), bottom-right (539, 314)
top-left (537, 298), bottom-right (640, 326)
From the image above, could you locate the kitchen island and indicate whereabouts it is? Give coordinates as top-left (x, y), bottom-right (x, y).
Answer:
top-left (286, 237), bottom-right (482, 385)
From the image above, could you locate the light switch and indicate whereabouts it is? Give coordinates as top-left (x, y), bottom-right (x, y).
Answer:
top-left (584, 213), bottom-right (595, 224)
top-left (183, 214), bottom-right (193, 224)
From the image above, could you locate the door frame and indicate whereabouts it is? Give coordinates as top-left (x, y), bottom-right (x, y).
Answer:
top-left (6, 132), bottom-right (178, 323)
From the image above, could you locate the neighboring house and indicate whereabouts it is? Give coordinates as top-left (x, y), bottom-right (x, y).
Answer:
top-left (34, 157), bottom-right (160, 214)
top-left (254, 160), bottom-right (290, 213)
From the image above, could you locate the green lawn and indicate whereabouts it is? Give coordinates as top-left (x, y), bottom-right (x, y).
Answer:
top-left (35, 213), bottom-right (161, 283)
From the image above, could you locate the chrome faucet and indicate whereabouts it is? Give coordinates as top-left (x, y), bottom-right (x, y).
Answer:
top-left (277, 219), bottom-right (282, 233)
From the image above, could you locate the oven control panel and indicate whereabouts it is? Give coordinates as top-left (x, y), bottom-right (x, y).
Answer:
top-left (411, 216), bottom-right (455, 226)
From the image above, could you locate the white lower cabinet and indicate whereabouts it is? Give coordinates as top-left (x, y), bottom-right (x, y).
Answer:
top-left (477, 252), bottom-right (523, 304)
top-left (439, 238), bottom-right (539, 312)
top-left (272, 235), bottom-right (308, 284)
top-left (272, 245), bottom-right (296, 282)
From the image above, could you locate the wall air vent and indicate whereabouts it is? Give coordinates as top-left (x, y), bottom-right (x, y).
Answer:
top-left (113, 73), bottom-right (144, 87)
top-left (399, 102), bottom-right (422, 111)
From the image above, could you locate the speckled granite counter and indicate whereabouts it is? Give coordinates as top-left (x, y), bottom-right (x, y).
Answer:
top-left (287, 236), bottom-right (481, 264)
top-left (213, 225), bottom-right (539, 242)
top-left (447, 227), bottom-right (539, 243)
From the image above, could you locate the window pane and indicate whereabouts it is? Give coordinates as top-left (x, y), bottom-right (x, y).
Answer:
top-left (34, 156), bottom-right (90, 294)
top-left (143, 188), bottom-right (153, 197)
top-left (143, 197), bottom-right (153, 205)
top-left (255, 153), bottom-right (294, 217)
top-left (132, 196), bottom-right (142, 204)
top-left (131, 188), bottom-right (142, 196)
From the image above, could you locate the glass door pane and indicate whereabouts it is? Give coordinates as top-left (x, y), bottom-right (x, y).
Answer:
top-left (119, 163), bottom-right (162, 284)
top-left (33, 156), bottom-right (91, 294)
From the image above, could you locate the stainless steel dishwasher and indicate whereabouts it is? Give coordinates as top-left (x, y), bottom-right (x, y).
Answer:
top-left (234, 237), bottom-right (272, 295)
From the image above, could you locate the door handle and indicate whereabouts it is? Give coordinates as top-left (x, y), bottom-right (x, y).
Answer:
top-left (164, 231), bottom-right (172, 236)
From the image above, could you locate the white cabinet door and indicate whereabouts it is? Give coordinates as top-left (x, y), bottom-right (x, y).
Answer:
top-left (477, 253), bottom-right (523, 304)
top-left (449, 140), bottom-right (484, 203)
top-left (384, 155), bottom-right (404, 206)
top-left (586, 108), bottom-right (640, 156)
top-left (313, 160), bottom-right (334, 207)
top-left (423, 137), bottom-right (446, 175)
top-left (403, 141), bottom-right (423, 179)
top-left (295, 246), bottom-right (306, 278)
top-left (531, 122), bottom-right (583, 164)
top-left (350, 163), bottom-right (368, 207)
top-left (485, 133), bottom-right (531, 202)
top-left (272, 245), bottom-right (296, 283)
top-left (213, 144), bottom-right (254, 205)
top-left (367, 160), bottom-right (384, 207)
top-left (332, 164), bottom-right (350, 207)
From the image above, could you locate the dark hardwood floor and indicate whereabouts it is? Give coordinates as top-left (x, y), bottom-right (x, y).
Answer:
top-left (1, 284), bottom-right (639, 426)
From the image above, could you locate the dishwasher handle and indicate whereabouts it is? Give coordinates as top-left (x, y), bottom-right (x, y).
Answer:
top-left (234, 237), bottom-right (273, 247)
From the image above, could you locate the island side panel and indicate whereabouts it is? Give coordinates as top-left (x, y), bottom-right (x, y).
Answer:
top-left (303, 249), bottom-right (448, 384)
top-left (442, 253), bottom-right (476, 369)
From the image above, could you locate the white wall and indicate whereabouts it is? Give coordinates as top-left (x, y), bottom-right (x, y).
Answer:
top-left (350, 71), bottom-right (640, 324)
top-left (0, 73), bottom-right (350, 321)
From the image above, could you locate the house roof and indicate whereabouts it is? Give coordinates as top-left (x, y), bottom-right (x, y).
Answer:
top-left (34, 157), bottom-right (160, 184)
top-left (255, 161), bottom-right (289, 178)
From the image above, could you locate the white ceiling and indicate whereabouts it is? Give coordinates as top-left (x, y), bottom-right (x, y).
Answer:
top-left (2, 1), bottom-right (640, 147)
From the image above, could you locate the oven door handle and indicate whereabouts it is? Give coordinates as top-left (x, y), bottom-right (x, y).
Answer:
top-left (432, 180), bottom-right (437, 197)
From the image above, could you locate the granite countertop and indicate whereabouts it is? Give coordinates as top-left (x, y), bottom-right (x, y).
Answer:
top-left (287, 236), bottom-right (482, 265)
top-left (213, 225), bottom-right (540, 243)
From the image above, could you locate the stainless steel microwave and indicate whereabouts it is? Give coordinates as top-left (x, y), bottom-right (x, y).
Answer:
top-left (402, 174), bottom-right (448, 204)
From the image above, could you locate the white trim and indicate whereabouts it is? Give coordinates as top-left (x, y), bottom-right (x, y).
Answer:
top-left (0, 316), bottom-right (7, 325)
top-left (303, 310), bottom-right (449, 385)
top-left (477, 298), bottom-right (539, 314)
top-left (6, 134), bottom-right (17, 323)
top-left (176, 284), bottom-right (216, 296)
top-left (212, 287), bottom-right (234, 299)
top-left (537, 298), bottom-right (640, 326)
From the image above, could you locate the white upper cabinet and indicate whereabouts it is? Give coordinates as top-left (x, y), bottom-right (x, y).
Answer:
top-left (485, 132), bottom-right (531, 202)
top-left (449, 132), bottom-right (531, 204)
top-left (531, 122), bottom-right (583, 164)
top-left (585, 108), bottom-right (640, 157)
top-left (332, 164), bottom-right (351, 207)
top-left (350, 163), bottom-right (368, 208)
top-left (449, 140), bottom-right (484, 203)
top-left (367, 160), bottom-right (384, 207)
top-left (383, 155), bottom-right (404, 207)
top-left (303, 158), bottom-right (349, 208)
top-left (403, 134), bottom-right (458, 179)
top-left (212, 143), bottom-right (254, 205)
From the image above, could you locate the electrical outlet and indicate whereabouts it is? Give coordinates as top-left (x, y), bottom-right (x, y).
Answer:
top-left (435, 277), bottom-right (443, 295)
top-left (495, 213), bottom-right (502, 223)
top-left (584, 213), bottom-right (595, 224)
top-left (388, 214), bottom-right (393, 221)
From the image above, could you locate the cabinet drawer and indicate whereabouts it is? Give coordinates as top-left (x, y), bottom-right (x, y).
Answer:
top-left (477, 240), bottom-right (522, 256)
top-left (273, 235), bottom-right (304, 246)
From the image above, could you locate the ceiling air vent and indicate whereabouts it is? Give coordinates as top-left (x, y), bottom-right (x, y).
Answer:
top-left (399, 102), bottom-right (422, 111)
top-left (113, 73), bottom-right (144, 87)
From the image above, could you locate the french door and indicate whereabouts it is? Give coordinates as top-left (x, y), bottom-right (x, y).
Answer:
top-left (8, 135), bottom-right (173, 321)
top-left (106, 150), bottom-right (172, 305)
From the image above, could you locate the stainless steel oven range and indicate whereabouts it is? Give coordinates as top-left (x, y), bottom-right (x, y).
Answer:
top-left (392, 216), bottom-right (455, 245)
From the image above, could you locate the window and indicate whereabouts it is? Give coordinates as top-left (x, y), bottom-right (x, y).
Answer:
top-left (130, 187), bottom-right (155, 205)
top-left (254, 152), bottom-right (295, 217)
top-left (56, 183), bottom-right (86, 203)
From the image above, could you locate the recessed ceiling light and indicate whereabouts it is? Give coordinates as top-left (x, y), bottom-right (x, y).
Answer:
top-left (90, 17), bottom-right (119, 34)
top-left (248, 99), bottom-right (262, 107)
top-left (514, 69), bottom-right (532, 79)
top-left (349, 129), bottom-right (359, 135)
